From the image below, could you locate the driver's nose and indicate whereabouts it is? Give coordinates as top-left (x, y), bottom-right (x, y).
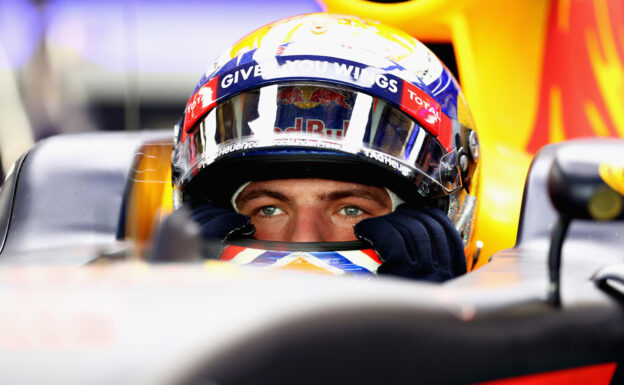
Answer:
top-left (287, 207), bottom-right (329, 242)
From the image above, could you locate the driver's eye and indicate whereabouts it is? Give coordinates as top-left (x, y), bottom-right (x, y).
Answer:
top-left (260, 206), bottom-right (283, 216)
top-left (340, 206), bottom-right (363, 216)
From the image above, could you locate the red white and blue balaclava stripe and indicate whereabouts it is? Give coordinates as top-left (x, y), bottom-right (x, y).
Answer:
top-left (220, 244), bottom-right (383, 276)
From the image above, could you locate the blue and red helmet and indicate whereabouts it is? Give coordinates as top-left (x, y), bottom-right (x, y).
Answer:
top-left (172, 13), bottom-right (481, 272)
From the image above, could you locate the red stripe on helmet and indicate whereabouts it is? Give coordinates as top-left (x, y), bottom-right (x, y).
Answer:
top-left (182, 76), bottom-right (220, 139)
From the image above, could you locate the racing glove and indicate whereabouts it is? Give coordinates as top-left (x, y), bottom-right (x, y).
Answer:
top-left (353, 205), bottom-right (466, 282)
top-left (151, 200), bottom-right (255, 261)
top-left (187, 197), bottom-right (255, 258)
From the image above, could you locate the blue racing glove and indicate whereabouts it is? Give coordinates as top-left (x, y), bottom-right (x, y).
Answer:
top-left (187, 198), bottom-right (255, 257)
top-left (354, 205), bottom-right (466, 282)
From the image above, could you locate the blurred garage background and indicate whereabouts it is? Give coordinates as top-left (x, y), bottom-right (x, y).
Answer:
top-left (0, 0), bottom-right (325, 181)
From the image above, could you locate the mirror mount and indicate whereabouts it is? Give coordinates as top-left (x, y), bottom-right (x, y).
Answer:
top-left (547, 215), bottom-right (570, 307)
top-left (546, 141), bottom-right (624, 307)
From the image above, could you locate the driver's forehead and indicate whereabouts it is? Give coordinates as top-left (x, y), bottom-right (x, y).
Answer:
top-left (236, 178), bottom-right (391, 203)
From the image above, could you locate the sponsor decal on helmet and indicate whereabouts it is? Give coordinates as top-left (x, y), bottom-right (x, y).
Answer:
top-left (401, 82), bottom-right (442, 136)
top-left (277, 85), bottom-right (352, 109)
top-left (276, 117), bottom-right (349, 139)
top-left (277, 86), bottom-right (353, 110)
top-left (217, 58), bottom-right (400, 95)
top-left (220, 63), bottom-right (265, 88)
top-left (361, 148), bottom-right (413, 177)
top-left (183, 77), bottom-right (219, 133)
top-left (310, 87), bottom-right (352, 109)
top-left (214, 140), bottom-right (259, 158)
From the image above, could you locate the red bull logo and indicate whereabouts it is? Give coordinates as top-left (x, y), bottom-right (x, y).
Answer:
top-left (278, 87), bottom-right (306, 106)
top-left (309, 88), bottom-right (351, 109)
top-left (278, 86), bottom-right (352, 109)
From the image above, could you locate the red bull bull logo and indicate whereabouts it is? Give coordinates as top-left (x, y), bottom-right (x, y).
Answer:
top-left (309, 88), bottom-right (351, 109)
top-left (278, 87), bottom-right (306, 106)
top-left (278, 86), bottom-right (352, 109)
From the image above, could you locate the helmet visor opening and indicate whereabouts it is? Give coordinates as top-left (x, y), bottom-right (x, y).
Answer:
top-left (181, 82), bottom-right (461, 197)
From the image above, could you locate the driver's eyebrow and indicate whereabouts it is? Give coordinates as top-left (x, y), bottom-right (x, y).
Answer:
top-left (322, 189), bottom-right (390, 207)
top-left (237, 189), bottom-right (291, 205)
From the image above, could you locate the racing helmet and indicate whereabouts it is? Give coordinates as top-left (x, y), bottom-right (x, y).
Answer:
top-left (172, 13), bottom-right (481, 273)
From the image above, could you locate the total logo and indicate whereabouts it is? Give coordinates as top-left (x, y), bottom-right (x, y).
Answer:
top-left (184, 77), bottom-right (219, 132)
top-left (401, 82), bottom-right (442, 135)
top-left (197, 87), bottom-right (214, 108)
